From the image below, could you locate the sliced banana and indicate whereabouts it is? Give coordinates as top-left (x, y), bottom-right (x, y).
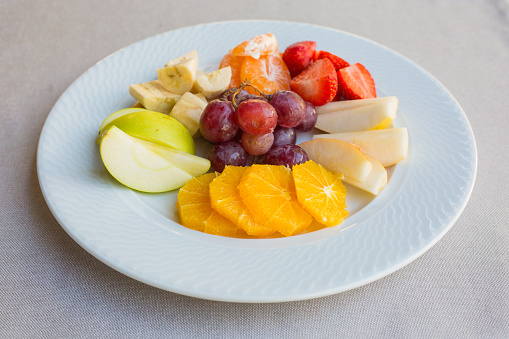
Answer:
top-left (192, 66), bottom-right (232, 100)
top-left (170, 92), bottom-right (208, 137)
top-left (129, 80), bottom-right (181, 114)
top-left (157, 50), bottom-right (199, 95)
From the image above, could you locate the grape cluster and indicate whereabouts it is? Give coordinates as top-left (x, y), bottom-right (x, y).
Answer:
top-left (200, 85), bottom-right (317, 172)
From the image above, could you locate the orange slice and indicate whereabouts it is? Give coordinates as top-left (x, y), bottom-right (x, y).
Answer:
top-left (210, 166), bottom-right (276, 237)
top-left (241, 53), bottom-right (291, 94)
top-left (219, 50), bottom-right (245, 88)
top-left (231, 33), bottom-right (278, 59)
top-left (177, 172), bottom-right (244, 237)
top-left (238, 165), bottom-right (313, 236)
top-left (292, 160), bottom-right (349, 227)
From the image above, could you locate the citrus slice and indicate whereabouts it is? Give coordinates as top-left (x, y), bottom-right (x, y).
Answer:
top-left (177, 172), bottom-right (243, 237)
top-left (241, 53), bottom-right (291, 94)
top-left (219, 50), bottom-right (245, 88)
top-left (238, 165), bottom-right (313, 236)
top-left (209, 166), bottom-right (276, 237)
top-left (292, 160), bottom-right (349, 226)
top-left (231, 33), bottom-right (278, 59)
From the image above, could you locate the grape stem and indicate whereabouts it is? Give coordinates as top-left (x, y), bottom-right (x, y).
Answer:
top-left (229, 80), bottom-right (273, 110)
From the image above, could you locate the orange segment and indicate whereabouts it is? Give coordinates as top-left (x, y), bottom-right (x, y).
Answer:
top-left (210, 166), bottom-right (276, 237)
top-left (219, 50), bottom-right (244, 88)
top-left (177, 172), bottom-right (243, 237)
top-left (292, 161), bottom-right (349, 227)
top-left (241, 54), bottom-right (291, 94)
top-left (238, 165), bottom-right (313, 236)
top-left (231, 33), bottom-right (278, 59)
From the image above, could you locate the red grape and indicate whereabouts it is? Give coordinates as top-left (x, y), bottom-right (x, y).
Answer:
top-left (264, 144), bottom-right (309, 167)
top-left (200, 100), bottom-right (238, 143)
top-left (208, 140), bottom-right (249, 172)
top-left (235, 99), bottom-right (278, 135)
top-left (272, 126), bottom-right (296, 148)
top-left (295, 101), bottom-right (317, 132)
top-left (269, 90), bottom-right (306, 128)
top-left (241, 132), bottom-right (274, 155)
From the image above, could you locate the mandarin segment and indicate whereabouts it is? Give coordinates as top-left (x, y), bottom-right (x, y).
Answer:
top-left (241, 54), bottom-right (291, 94)
top-left (238, 164), bottom-right (313, 236)
top-left (292, 161), bottom-right (349, 226)
top-left (177, 172), bottom-right (244, 237)
top-left (209, 166), bottom-right (276, 237)
top-left (231, 33), bottom-right (278, 59)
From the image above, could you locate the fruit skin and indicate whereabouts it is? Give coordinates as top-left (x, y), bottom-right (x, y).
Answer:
top-left (97, 107), bottom-right (146, 141)
top-left (235, 99), bottom-right (278, 135)
top-left (264, 144), bottom-right (309, 167)
top-left (269, 90), bottom-right (307, 128)
top-left (298, 138), bottom-right (373, 182)
top-left (337, 63), bottom-right (376, 100)
top-left (101, 110), bottom-right (195, 154)
top-left (199, 100), bottom-right (238, 143)
top-left (99, 126), bottom-right (209, 193)
top-left (290, 58), bottom-right (338, 106)
top-left (313, 127), bottom-right (408, 167)
top-left (241, 132), bottom-right (274, 156)
top-left (169, 92), bottom-right (208, 137)
top-left (129, 80), bottom-right (181, 114)
top-left (283, 41), bottom-right (317, 78)
top-left (208, 140), bottom-right (249, 173)
top-left (315, 51), bottom-right (350, 71)
top-left (295, 102), bottom-right (317, 132)
top-left (157, 50), bottom-right (199, 95)
top-left (192, 66), bottom-right (232, 100)
top-left (314, 96), bottom-right (398, 134)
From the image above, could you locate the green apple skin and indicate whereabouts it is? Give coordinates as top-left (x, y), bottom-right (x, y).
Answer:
top-left (97, 107), bottom-right (147, 143)
top-left (103, 110), bottom-right (195, 154)
top-left (99, 126), bottom-right (210, 193)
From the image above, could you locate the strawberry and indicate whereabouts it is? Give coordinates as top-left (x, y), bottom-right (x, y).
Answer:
top-left (337, 63), bottom-right (376, 100)
top-left (282, 41), bottom-right (317, 78)
top-left (315, 51), bottom-right (350, 71)
top-left (290, 58), bottom-right (338, 106)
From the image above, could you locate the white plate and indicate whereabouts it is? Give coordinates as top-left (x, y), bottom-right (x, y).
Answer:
top-left (37, 20), bottom-right (477, 303)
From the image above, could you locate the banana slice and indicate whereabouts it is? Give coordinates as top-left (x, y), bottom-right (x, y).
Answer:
top-left (129, 80), bottom-right (181, 114)
top-left (192, 67), bottom-right (232, 100)
top-left (157, 50), bottom-right (199, 95)
top-left (170, 92), bottom-right (208, 137)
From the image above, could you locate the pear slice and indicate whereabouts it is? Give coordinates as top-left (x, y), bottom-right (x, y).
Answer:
top-left (298, 138), bottom-right (373, 182)
top-left (315, 96), bottom-right (397, 114)
top-left (99, 126), bottom-right (210, 193)
top-left (157, 50), bottom-right (199, 95)
top-left (315, 96), bottom-right (398, 133)
top-left (343, 154), bottom-right (387, 195)
top-left (313, 127), bottom-right (408, 167)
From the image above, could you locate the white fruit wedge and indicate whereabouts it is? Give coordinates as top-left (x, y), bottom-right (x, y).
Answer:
top-left (315, 96), bottom-right (398, 133)
top-left (315, 96), bottom-right (397, 114)
top-left (343, 154), bottom-right (387, 195)
top-left (129, 80), bottom-right (181, 114)
top-left (313, 127), bottom-right (409, 167)
top-left (298, 138), bottom-right (373, 182)
top-left (169, 92), bottom-right (208, 137)
top-left (99, 126), bottom-right (210, 193)
top-left (157, 50), bottom-right (199, 95)
top-left (191, 67), bottom-right (232, 100)
top-left (101, 110), bottom-right (195, 154)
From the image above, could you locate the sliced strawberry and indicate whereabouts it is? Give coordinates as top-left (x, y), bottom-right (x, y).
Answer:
top-left (337, 63), bottom-right (376, 100)
top-left (282, 41), bottom-right (317, 78)
top-left (290, 58), bottom-right (338, 106)
top-left (315, 51), bottom-right (350, 71)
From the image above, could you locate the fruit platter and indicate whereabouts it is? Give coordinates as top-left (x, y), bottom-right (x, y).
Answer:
top-left (37, 21), bottom-right (476, 302)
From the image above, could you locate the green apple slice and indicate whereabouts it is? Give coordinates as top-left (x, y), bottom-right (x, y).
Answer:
top-left (100, 126), bottom-right (210, 193)
top-left (102, 110), bottom-right (195, 154)
top-left (97, 107), bottom-right (147, 143)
